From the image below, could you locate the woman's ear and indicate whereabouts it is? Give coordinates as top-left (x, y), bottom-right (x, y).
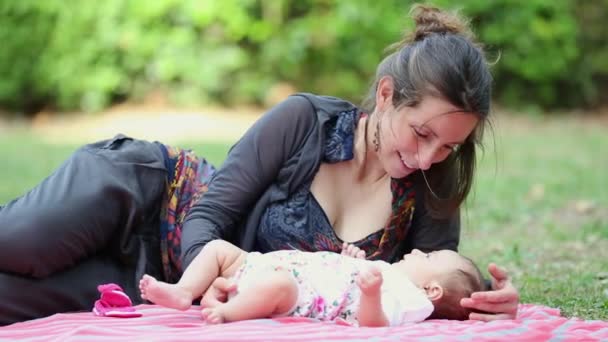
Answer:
top-left (375, 76), bottom-right (395, 112)
top-left (423, 280), bottom-right (444, 302)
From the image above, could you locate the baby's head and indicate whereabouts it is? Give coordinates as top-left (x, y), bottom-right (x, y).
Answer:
top-left (394, 249), bottom-right (484, 320)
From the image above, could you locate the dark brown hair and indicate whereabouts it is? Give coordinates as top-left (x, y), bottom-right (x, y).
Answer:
top-left (362, 4), bottom-right (492, 218)
top-left (428, 255), bottom-right (485, 320)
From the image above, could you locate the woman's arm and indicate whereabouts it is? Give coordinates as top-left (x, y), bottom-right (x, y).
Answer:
top-left (405, 199), bottom-right (461, 253)
top-left (180, 96), bottom-right (317, 269)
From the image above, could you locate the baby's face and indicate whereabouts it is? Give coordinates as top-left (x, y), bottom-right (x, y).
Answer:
top-left (394, 249), bottom-right (469, 287)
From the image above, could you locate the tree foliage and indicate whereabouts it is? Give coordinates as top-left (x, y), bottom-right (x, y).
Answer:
top-left (0, 0), bottom-right (606, 114)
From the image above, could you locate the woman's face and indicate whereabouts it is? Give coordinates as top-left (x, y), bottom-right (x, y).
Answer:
top-left (377, 95), bottom-right (479, 179)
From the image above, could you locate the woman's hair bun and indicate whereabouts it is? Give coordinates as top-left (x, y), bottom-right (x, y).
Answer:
top-left (408, 4), bottom-right (472, 43)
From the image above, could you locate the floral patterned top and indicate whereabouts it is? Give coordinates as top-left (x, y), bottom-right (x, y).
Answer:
top-left (255, 109), bottom-right (416, 261)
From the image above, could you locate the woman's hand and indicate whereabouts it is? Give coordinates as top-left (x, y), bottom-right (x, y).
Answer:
top-left (460, 263), bottom-right (519, 321)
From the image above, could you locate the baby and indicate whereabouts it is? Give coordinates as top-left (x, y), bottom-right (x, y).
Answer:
top-left (139, 240), bottom-right (484, 326)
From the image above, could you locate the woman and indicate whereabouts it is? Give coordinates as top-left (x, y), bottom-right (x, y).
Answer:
top-left (0, 5), bottom-right (518, 325)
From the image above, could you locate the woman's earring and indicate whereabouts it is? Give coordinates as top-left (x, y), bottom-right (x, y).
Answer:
top-left (372, 120), bottom-right (380, 152)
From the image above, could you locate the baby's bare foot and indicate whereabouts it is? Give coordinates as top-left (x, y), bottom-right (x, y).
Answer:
top-left (201, 307), bottom-right (225, 324)
top-left (139, 274), bottom-right (193, 310)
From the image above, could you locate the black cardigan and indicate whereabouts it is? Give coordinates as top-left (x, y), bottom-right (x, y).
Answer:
top-left (180, 93), bottom-right (460, 269)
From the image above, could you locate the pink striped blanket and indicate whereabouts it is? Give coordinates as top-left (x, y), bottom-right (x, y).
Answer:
top-left (1, 304), bottom-right (606, 341)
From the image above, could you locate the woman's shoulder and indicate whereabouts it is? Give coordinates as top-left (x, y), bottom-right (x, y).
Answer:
top-left (289, 93), bottom-right (359, 117)
top-left (264, 93), bottom-right (360, 131)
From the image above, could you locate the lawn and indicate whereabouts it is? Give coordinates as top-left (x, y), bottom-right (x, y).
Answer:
top-left (1, 114), bottom-right (606, 320)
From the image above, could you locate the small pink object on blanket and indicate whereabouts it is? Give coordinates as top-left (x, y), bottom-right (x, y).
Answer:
top-left (92, 283), bottom-right (142, 318)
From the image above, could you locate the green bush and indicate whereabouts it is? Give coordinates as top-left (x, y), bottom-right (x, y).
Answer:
top-left (455, 0), bottom-right (579, 109)
top-left (440, 0), bottom-right (607, 110)
top-left (0, 0), bottom-right (606, 114)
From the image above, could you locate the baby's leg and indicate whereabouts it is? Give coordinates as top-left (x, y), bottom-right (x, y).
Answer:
top-left (139, 275), bottom-right (194, 310)
top-left (201, 269), bottom-right (298, 324)
top-left (140, 240), bottom-right (243, 310)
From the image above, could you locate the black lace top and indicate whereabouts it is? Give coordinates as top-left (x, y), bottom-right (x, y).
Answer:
top-left (255, 109), bottom-right (417, 261)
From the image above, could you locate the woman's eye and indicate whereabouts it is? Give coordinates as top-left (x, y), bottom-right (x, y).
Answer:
top-left (413, 128), bottom-right (428, 138)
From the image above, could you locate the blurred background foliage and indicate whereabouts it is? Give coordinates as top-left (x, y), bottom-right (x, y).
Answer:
top-left (1, 0), bottom-right (607, 115)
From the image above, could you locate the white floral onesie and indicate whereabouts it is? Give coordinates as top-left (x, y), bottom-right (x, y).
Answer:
top-left (229, 250), bottom-right (434, 326)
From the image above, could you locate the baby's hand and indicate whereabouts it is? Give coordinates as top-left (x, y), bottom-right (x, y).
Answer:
top-left (341, 242), bottom-right (366, 259)
top-left (200, 277), bottom-right (237, 308)
top-left (356, 266), bottom-right (383, 295)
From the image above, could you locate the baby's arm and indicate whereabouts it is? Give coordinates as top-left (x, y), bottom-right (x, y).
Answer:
top-left (356, 266), bottom-right (389, 327)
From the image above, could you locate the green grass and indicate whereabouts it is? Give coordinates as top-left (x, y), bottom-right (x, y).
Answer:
top-left (1, 115), bottom-right (607, 320)
top-left (460, 115), bottom-right (608, 320)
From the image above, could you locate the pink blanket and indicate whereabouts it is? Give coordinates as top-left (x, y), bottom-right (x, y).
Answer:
top-left (1, 304), bottom-right (606, 341)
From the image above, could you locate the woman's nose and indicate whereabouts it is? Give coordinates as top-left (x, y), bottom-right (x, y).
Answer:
top-left (415, 147), bottom-right (435, 171)
top-left (416, 143), bottom-right (451, 171)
